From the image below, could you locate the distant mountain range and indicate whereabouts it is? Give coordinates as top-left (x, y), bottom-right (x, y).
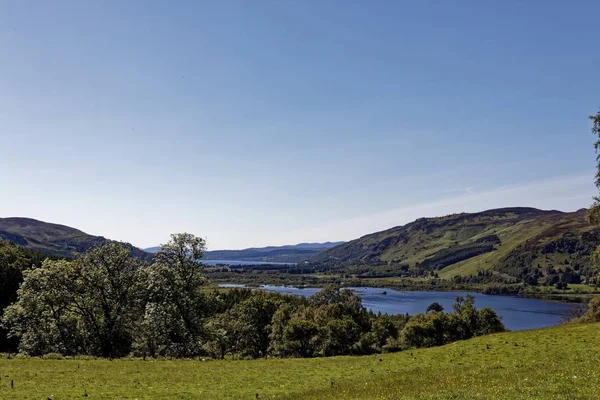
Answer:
top-left (0, 217), bottom-right (153, 261)
top-left (4, 206), bottom-right (598, 286)
top-left (310, 207), bottom-right (599, 284)
top-left (0, 216), bottom-right (341, 264)
top-left (145, 242), bottom-right (344, 264)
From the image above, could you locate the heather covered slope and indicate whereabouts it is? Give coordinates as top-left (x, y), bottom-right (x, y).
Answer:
top-left (311, 208), bottom-right (600, 284)
top-left (0, 217), bottom-right (152, 261)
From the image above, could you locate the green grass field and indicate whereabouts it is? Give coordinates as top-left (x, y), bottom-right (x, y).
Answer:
top-left (0, 322), bottom-right (598, 399)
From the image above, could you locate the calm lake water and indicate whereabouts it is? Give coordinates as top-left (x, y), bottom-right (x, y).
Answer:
top-left (219, 284), bottom-right (576, 331)
top-left (204, 260), bottom-right (295, 266)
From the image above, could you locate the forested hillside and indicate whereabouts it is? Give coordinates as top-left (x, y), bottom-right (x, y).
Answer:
top-left (311, 208), bottom-right (600, 285)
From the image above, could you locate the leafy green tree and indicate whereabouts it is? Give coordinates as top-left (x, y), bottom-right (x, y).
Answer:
top-left (309, 284), bottom-right (370, 330)
top-left (2, 243), bottom-right (145, 357)
top-left (2, 259), bottom-right (79, 355)
top-left (453, 295), bottom-right (479, 339)
top-left (267, 303), bottom-right (293, 357)
top-left (222, 292), bottom-right (282, 358)
top-left (523, 272), bottom-right (539, 286)
top-left (282, 319), bottom-right (320, 358)
top-left (321, 318), bottom-right (361, 356)
top-left (426, 302), bottom-right (444, 313)
top-left (356, 313), bottom-right (409, 354)
top-left (400, 296), bottom-right (504, 350)
top-left (401, 312), bottom-right (458, 348)
top-left (476, 307), bottom-right (506, 335)
top-left (0, 241), bottom-right (37, 352)
top-left (204, 317), bottom-right (234, 360)
top-left (268, 286), bottom-right (374, 358)
top-left (73, 243), bottom-right (146, 357)
top-left (370, 313), bottom-right (401, 349)
top-left (587, 109), bottom-right (600, 284)
top-left (573, 296), bottom-right (600, 323)
top-left (399, 313), bottom-right (430, 348)
top-left (134, 233), bottom-right (209, 357)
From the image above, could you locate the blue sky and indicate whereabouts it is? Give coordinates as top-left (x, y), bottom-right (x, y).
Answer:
top-left (1, 1), bottom-right (599, 249)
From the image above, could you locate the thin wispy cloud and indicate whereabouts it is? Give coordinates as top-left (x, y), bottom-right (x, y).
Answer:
top-left (444, 187), bottom-right (476, 195)
top-left (2, 1), bottom-right (598, 250)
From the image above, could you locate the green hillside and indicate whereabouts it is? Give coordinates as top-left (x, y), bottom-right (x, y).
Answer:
top-left (0, 322), bottom-right (598, 399)
top-left (0, 217), bottom-right (152, 261)
top-left (311, 208), bottom-right (600, 285)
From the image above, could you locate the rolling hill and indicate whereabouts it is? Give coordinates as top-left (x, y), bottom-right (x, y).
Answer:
top-left (311, 207), bottom-right (600, 284)
top-left (0, 217), bottom-right (153, 261)
top-left (145, 242), bottom-right (344, 264)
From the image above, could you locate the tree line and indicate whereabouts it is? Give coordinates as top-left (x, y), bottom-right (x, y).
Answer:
top-left (0, 242), bottom-right (50, 352)
top-left (0, 234), bottom-right (506, 359)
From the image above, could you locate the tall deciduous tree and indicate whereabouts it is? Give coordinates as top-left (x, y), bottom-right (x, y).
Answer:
top-left (73, 243), bottom-right (146, 357)
top-left (0, 242), bottom-right (33, 352)
top-left (587, 110), bottom-right (600, 285)
top-left (2, 243), bottom-right (145, 357)
top-left (587, 110), bottom-right (600, 222)
top-left (134, 233), bottom-right (209, 358)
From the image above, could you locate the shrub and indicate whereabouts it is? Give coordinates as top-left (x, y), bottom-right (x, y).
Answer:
top-left (573, 297), bottom-right (600, 323)
top-left (400, 297), bottom-right (505, 349)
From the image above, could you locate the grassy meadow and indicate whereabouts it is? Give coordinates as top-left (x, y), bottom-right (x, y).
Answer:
top-left (0, 322), bottom-right (598, 399)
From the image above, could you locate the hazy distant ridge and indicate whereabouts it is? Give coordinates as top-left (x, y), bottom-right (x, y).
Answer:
top-left (145, 242), bottom-right (344, 263)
